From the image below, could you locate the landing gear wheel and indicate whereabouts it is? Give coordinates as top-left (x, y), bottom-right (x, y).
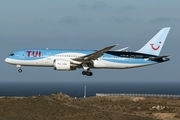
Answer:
top-left (87, 72), bottom-right (93, 76)
top-left (82, 71), bottom-right (93, 76)
top-left (82, 71), bottom-right (87, 75)
top-left (18, 69), bottom-right (22, 73)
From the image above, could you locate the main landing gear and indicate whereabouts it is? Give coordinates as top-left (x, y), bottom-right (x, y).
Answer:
top-left (82, 71), bottom-right (93, 76)
top-left (81, 63), bottom-right (93, 76)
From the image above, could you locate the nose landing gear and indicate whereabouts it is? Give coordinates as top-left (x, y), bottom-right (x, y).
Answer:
top-left (18, 69), bottom-right (22, 73)
top-left (16, 65), bottom-right (22, 73)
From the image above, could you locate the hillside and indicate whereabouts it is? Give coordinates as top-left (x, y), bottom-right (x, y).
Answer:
top-left (0, 93), bottom-right (180, 120)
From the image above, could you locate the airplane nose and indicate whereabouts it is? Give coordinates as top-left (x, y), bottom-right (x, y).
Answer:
top-left (5, 58), bottom-right (9, 63)
top-left (5, 58), bottom-right (15, 64)
top-left (5, 58), bottom-right (8, 63)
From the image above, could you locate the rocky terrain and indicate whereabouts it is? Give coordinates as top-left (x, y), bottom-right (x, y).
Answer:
top-left (0, 93), bottom-right (180, 120)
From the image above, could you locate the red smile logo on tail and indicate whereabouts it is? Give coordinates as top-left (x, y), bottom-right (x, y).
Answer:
top-left (150, 42), bottom-right (161, 50)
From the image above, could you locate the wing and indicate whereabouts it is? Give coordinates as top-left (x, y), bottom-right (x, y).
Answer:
top-left (115, 47), bottom-right (128, 51)
top-left (73, 44), bottom-right (117, 63)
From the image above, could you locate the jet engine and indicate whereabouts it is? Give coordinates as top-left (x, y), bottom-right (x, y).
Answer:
top-left (53, 59), bottom-right (76, 71)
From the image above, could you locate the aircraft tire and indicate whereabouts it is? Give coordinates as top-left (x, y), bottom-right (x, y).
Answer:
top-left (82, 71), bottom-right (87, 75)
top-left (87, 72), bottom-right (93, 76)
top-left (18, 69), bottom-right (22, 73)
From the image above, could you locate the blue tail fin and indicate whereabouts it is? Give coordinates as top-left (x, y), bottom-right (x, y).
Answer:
top-left (137, 27), bottom-right (171, 56)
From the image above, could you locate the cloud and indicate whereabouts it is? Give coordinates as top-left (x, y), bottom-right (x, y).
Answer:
top-left (106, 17), bottom-right (133, 23)
top-left (58, 16), bottom-right (92, 25)
top-left (78, 2), bottom-right (106, 9)
top-left (122, 4), bottom-right (137, 11)
top-left (150, 17), bottom-right (180, 24)
top-left (59, 16), bottom-right (79, 24)
top-left (78, 2), bottom-right (136, 12)
top-left (91, 2), bottom-right (106, 9)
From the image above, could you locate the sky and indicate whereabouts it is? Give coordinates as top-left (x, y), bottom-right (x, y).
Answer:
top-left (0, 0), bottom-right (179, 82)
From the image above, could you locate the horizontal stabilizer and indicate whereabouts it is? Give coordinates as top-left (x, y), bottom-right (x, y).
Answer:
top-left (149, 55), bottom-right (170, 61)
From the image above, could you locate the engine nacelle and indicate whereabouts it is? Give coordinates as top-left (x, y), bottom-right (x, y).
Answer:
top-left (53, 59), bottom-right (76, 71)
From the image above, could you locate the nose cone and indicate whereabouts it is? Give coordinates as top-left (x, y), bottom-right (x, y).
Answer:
top-left (5, 58), bottom-right (10, 63)
top-left (5, 58), bottom-right (16, 65)
top-left (5, 58), bottom-right (8, 63)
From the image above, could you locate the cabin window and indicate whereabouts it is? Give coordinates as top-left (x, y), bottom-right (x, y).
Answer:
top-left (9, 53), bottom-right (14, 56)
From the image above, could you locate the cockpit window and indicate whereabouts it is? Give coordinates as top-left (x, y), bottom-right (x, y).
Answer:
top-left (9, 53), bottom-right (15, 56)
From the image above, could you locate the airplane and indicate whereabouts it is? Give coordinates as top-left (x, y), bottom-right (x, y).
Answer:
top-left (5, 27), bottom-right (170, 76)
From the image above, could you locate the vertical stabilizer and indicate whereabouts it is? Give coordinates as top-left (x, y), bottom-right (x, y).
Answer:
top-left (137, 27), bottom-right (171, 56)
